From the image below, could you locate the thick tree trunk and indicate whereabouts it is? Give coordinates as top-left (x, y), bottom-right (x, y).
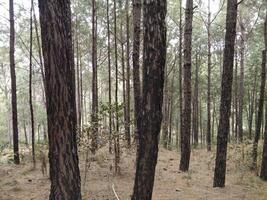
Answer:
top-left (213, 0), bottom-right (238, 188)
top-left (132, 0), bottom-right (166, 198)
top-left (252, 50), bottom-right (266, 171)
top-left (9, 0), bottom-right (20, 165)
top-left (38, 0), bottom-right (81, 199)
top-left (132, 0), bottom-right (142, 149)
top-left (179, 0), bottom-right (193, 172)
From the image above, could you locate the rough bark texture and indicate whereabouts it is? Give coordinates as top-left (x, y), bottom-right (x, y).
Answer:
top-left (178, 0), bottom-right (183, 150)
top-left (132, 0), bottom-right (142, 148)
top-left (260, 13), bottom-right (267, 181)
top-left (213, 0), bottom-right (237, 188)
top-left (132, 0), bottom-right (167, 199)
top-left (252, 50), bottom-right (266, 171)
top-left (91, 0), bottom-right (98, 154)
top-left (38, 0), bottom-right (81, 199)
top-left (179, 0), bottom-right (193, 172)
top-left (9, 0), bottom-right (20, 165)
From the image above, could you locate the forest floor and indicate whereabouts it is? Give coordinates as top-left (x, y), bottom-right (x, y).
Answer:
top-left (0, 143), bottom-right (267, 200)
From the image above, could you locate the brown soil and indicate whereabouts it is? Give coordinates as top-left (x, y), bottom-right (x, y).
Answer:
top-left (0, 145), bottom-right (267, 200)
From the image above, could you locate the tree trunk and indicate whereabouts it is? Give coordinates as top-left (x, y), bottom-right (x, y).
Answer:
top-left (9, 0), bottom-right (20, 165)
top-left (29, 0), bottom-right (35, 167)
top-left (207, 0), bottom-right (212, 151)
top-left (260, 13), bottom-right (267, 180)
top-left (125, 0), bottom-right (131, 147)
top-left (107, 0), bottom-right (112, 153)
top-left (38, 0), bottom-right (81, 198)
top-left (179, 0), bottom-right (193, 172)
top-left (132, 0), bottom-right (167, 198)
top-left (193, 53), bottom-right (199, 147)
top-left (132, 0), bottom-right (142, 150)
top-left (178, 0), bottom-right (183, 154)
top-left (91, 0), bottom-right (98, 154)
top-left (237, 18), bottom-right (245, 142)
top-left (113, 0), bottom-right (120, 173)
top-left (213, 0), bottom-right (238, 188)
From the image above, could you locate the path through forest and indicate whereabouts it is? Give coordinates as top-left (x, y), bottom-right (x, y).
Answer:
top-left (0, 145), bottom-right (266, 200)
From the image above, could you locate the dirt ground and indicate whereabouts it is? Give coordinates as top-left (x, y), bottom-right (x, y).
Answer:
top-left (0, 145), bottom-right (267, 200)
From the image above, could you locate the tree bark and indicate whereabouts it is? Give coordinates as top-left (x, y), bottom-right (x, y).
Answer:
top-left (91, 0), bottom-right (98, 154)
top-left (179, 0), bottom-right (193, 172)
top-left (213, 0), bottom-right (238, 188)
top-left (38, 0), bottom-right (81, 198)
top-left (107, 0), bottom-right (112, 153)
top-left (132, 0), bottom-right (167, 198)
top-left (132, 0), bottom-right (142, 149)
top-left (29, 0), bottom-right (36, 167)
top-left (9, 0), bottom-right (20, 165)
top-left (193, 53), bottom-right (199, 147)
top-left (114, 0), bottom-right (120, 173)
top-left (260, 13), bottom-right (267, 180)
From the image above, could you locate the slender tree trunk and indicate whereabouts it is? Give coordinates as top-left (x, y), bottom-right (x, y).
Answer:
top-left (234, 48), bottom-right (239, 141)
top-left (248, 68), bottom-right (257, 139)
top-left (178, 0), bottom-right (183, 155)
top-left (193, 53), bottom-right (199, 147)
top-left (91, 0), bottom-right (98, 154)
top-left (29, 0), bottom-right (36, 167)
top-left (107, 0), bottom-right (112, 153)
top-left (213, 0), bottom-right (238, 188)
top-left (114, 0), bottom-right (120, 173)
top-left (162, 68), bottom-right (169, 148)
top-left (207, 0), bottom-right (212, 151)
top-left (38, 0), bottom-right (81, 198)
top-left (180, 0), bottom-right (193, 172)
top-left (132, 0), bottom-right (166, 198)
top-left (125, 0), bottom-right (131, 147)
top-left (9, 0), bottom-right (19, 165)
top-left (238, 19), bottom-right (245, 142)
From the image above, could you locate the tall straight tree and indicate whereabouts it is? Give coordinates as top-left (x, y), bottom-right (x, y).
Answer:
top-left (114, 0), bottom-right (120, 173)
top-left (107, 0), bottom-right (112, 153)
top-left (38, 0), bottom-right (81, 198)
top-left (29, 0), bottom-right (35, 167)
top-left (260, 13), bottom-right (267, 181)
top-left (213, 0), bottom-right (238, 188)
top-left (179, 0), bottom-right (193, 172)
top-left (125, 0), bottom-right (131, 147)
top-left (132, 0), bottom-right (167, 198)
top-left (178, 0), bottom-right (183, 150)
top-left (9, 0), bottom-right (19, 164)
top-left (132, 0), bottom-right (142, 148)
top-left (91, 0), bottom-right (98, 154)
